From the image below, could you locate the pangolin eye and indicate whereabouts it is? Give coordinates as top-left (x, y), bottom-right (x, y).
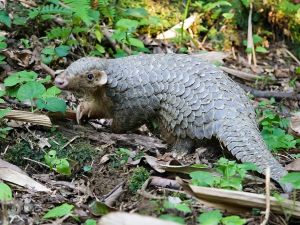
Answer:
top-left (87, 73), bottom-right (94, 81)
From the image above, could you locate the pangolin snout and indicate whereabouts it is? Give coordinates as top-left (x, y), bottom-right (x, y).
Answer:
top-left (54, 75), bottom-right (69, 89)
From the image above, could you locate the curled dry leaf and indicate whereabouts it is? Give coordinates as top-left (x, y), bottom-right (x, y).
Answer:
top-left (98, 212), bottom-right (181, 225)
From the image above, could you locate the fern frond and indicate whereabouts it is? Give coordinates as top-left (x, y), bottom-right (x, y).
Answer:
top-left (28, 4), bottom-right (72, 19)
top-left (47, 27), bottom-right (72, 40)
top-left (62, 0), bottom-right (92, 24)
top-left (98, 0), bottom-right (116, 23)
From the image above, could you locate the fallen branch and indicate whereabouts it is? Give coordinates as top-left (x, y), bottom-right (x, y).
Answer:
top-left (220, 66), bottom-right (261, 81)
top-left (58, 126), bottom-right (167, 151)
top-left (239, 84), bottom-right (300, 100)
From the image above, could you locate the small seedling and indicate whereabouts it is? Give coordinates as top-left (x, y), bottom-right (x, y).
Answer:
top-left (44, 150), bottom-right (71, 175)
top-left (190, 157), bottom-right (257, 190)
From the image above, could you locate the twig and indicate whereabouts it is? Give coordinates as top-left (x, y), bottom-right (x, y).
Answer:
top-left (260, 167), bottom-right (271, 225)
top-left (23, 157), bottom-right (50, 169)
top-left (40, 63), bottom-right (56, 78)
top-left (101, 27), bottom-right (132, 55)
top-left (239, 83), bottom-right (300, 100)
top-left (285, 49), bottom-right (300, 66)
top-left (60, 135), bottom-right (80, 150)
top-left (220, 66), bottom-right (260, 81)
top-left (247, 2), bottom-right (255, 65)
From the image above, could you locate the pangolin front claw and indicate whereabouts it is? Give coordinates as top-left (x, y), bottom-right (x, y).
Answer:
top-left (76, 102), bottom-right (92, 124)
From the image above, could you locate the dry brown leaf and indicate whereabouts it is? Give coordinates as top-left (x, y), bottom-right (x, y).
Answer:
top-left (98, 212), bottom-right (181, 225)
top-left (290, 114), bottom-right (300, 137)
top-left (285, 158), bottom-right (300, 171)
top-left (0, 159), bottom-right (51, 192)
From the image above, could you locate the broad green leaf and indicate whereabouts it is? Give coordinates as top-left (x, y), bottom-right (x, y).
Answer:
top-left (4, 71), bottom-right (38, 87)
top-left (84, 219), bottom-right (97, 225)
top-left (43, 203), bottom-right (74, 219)
top-left (42, 86), bottom-right (61, 97)
top-left (36, 97), bottom-right (66, 112)
top-left (255, 46), bottom-right (268, 53)
top-left (222, 13), bottom-right (234, 19)
top-left (55, 45), bottom-right (70, 57)
top-left (221, 215), bottom-right (246, 225)
top-left (124, 8), bottom-right (148, 18)
top-left (128, 38), bottom-right (144, 48)
top-left (39, 75), bottom-right (52, 84)
top-left (175, 203), bottom-right (191, 213)
top-left (0, 108), bottom-right (11, 119)
top-left (190, 171), bottom-right (217, 187)
top-left (116, 18), bottom-right (139, 31)
top-left (0, 41), bottom-right (7, 50)
top-left (42, 47), bottom-right (55, 55)
top-left (159, 214), bottom-right (185, 224)
top-left (95, 44), bottom-right (105, 54)
top-left (0, 11), bottom-right (11, 28)
top-left (198, 210), bottom-right (222, 225)
top-left (56, 159), bottom-right (71, 175)
top-left (281, 172), bottom-right (300, 189)
top-left (0, 183), bottom-right (12, 201)
top-left (240, 0), bottom-right (250, 7)
top-left (89, 201), bottom-right (112, 216)
top-left (0, 90), bottom-right (5, 97)
top-left (17, 81), bottom-right (46, 101)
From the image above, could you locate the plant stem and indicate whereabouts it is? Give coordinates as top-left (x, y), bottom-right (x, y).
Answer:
top-left (180, 0), bottom-right (191, 45)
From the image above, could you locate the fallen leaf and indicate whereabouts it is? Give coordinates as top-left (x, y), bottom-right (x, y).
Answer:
top-left (0, 159), bottom-right (50, 192)
top-left (285, 158), bottom-right (300, 171)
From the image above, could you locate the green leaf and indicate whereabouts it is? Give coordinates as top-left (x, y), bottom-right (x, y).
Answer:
top-left (116, 18), bottom-right (139, 31)
top-left (255, 46), bottom-right (268, 53)
top-left (221, 215), bottom-right (246, 225)
top-left (17, 81), bottom-right (46, 101)
top-left (55, 45), bottom-right (70, 57)
top-left (280, 172), bottom-right (300, 189)
top-left (84, 219), bottom-right (97, 225)
top-left (83, 165), bottom-right (92, 172)
top-left (43, 203), bottom-right (74, 219)
top-left (124, 8), bottom-right (148, 18)
top-left (42, 86), bottom-right (62, 97)
top-left (0, 90), bottom-right (5, 97)
top-left (0, 108), bottom-right (11, 119)
top-left (240, 0), bottom-right (250, 8)
top-left (42, 47), bottom-right (55, 55)
top-left (190, 171), bottom-right (217, 187)
top-left (159, 214), bottom-right (185, 224)
top-left (36, 97), bottom-right (66, 112)
top-left (0, 41), bottom-right (7, 50)
top-left (39, 75), bottom-right (52, 84)
top-left (4, 71), bottom-right (38, 87)
top-left (175, 203), bottom-right (191, 213)
top-left (89, 201), bottom-right (112, 216)
top-left (56, 159), bottom-right (71, 175)
top-left (222, 13), bottom-right (234, 19)
top-left (0, 182), bottom-right (13, 201)
top-left (253, 34), bottom-right (263, 44)
top-left (128, 38), bottom-right (144, 48)
top-left (0, 11), bottom-right (11, 28)
top-left (198, 210), bottom-right (222, 225)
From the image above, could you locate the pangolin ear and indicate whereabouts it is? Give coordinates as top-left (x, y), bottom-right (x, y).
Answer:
top-left (96, 71), bottom-right (108, 86)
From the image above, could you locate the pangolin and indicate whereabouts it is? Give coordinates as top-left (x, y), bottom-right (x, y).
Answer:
top-left (54, 54), bottom-right (291, 192)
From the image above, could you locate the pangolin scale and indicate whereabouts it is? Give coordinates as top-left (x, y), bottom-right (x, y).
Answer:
top-left (55, 54), bottom-right (291, 192)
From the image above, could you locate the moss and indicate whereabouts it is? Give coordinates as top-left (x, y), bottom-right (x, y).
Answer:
top-left (128, 166), bottom-right (150, 193)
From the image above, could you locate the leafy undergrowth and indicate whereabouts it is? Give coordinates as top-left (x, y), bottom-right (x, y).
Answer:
top-left (0, 0), bottom-right (300, 224)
